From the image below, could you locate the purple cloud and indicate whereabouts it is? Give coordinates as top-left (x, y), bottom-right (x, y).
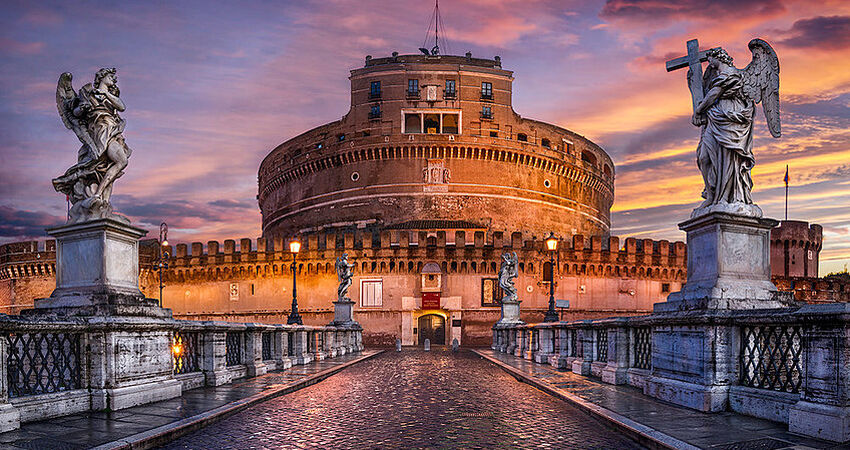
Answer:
top-left (779, 16), bottom-right (850, 49)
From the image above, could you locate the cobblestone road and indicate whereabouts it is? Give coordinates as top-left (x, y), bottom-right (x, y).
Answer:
top-left (163, 349), bottom-right (644, 449)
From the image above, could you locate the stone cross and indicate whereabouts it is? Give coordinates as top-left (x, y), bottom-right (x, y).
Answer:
top-left (665, 39), bottom-right (719, 112)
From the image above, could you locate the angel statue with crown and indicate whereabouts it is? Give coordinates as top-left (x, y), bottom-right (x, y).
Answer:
top-left (683, 39), bottom-right (780, 218)
top-left (52, 68), bottom-right (133, 224)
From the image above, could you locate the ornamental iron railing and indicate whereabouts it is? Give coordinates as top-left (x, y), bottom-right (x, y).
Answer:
top-left (633, 327), bottom-right (652, 370)
top-left (172, 330), bottom-right (201, 375)
top-left (740, 325), bottom-right (803, 394)
top-left (596, 329), bottom-right (608, 362)
top-left (262, 332), bottom-right (272, 361)
top-left (7, 332), bottom-right (82, 398)
top-left (225, 332), bottom-right (243, 367)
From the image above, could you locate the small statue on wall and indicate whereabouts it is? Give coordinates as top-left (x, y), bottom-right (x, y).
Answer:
top-left (499, 252), bottom-right (518, 302)
top-left (336, 253), bottom-right (354, 302)
top-left (53, 68), bottom-right (133, 224)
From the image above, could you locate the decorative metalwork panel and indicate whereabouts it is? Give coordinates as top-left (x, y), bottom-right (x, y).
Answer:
top-left (226, 332), bottom-right (243, 366)
top-left (633, 327), bottom-right (652, 370)
top-left (740, 325), bottom-right (803, 394)
top-left (596, 329), bottom-right (608, 362)
top-left (7, 332), bottom-right (82, 398)
top-left (262, 332), bottom-right (272, 361)
top-left (172, 330), bottom-right (201, 375)
top-left (569, 330), bottom-right (578, 357)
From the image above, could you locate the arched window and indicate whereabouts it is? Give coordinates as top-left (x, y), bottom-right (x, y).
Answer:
top-left (581, 150), bottom-right (597, 165)
top-left (543, 261), bottom-right (553, 282)
top-left (517, 133), bottom-right (528, 142)
top-left (541, 138), bottom-right (551, 148)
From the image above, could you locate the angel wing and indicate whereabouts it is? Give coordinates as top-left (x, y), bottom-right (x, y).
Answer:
top-left (56, 72), bottom-right (97, 152)
top-left (739, 38), bottom-right (780, 137)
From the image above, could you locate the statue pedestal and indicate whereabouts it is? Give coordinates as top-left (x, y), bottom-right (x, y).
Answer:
top-left (496, 299), bottom-right (524, 325)
top-left (330, 298), bottom-right (360, 328)
top-left (23, 218), bottom-right (181, 411)
top-left (655, 211), bottom-right (794, 313)
top-left (647, 210), bottom-right (798, 412)
top-left (31, 218), bottom-right (167, 317)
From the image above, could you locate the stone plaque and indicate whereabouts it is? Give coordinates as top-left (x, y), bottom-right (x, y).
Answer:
top-left (115, 332), bottom-right (172, 382)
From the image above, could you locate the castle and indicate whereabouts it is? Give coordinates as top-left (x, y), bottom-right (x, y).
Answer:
top-left (1, 54), bottom-right (846, 346)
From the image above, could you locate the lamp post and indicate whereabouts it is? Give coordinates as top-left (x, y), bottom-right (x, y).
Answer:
top-left (287, 239), bottom-right (303, 325)
top-left (154, 222), bottom-right (170, 308)
top-left (543, 232), bottom-right (559, 322)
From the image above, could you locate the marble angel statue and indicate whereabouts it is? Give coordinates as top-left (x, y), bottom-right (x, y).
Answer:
top-left (689, 39), bottom-right (780, 217)
top-left (336, 253), bottom-right (354, 301)
top-left (498, 252), bottom-right (518, 302)
top-left (53, 68), bottom-right (132, 224)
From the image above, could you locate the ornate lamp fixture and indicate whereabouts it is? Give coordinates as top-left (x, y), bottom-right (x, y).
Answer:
top-left (543, 232), bottom-right (559, 322)
top-left (287, 239), bottom-right (303, 325)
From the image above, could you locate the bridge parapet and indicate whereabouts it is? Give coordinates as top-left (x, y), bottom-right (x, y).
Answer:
top-left (492, 303), bottom-right (850, 443)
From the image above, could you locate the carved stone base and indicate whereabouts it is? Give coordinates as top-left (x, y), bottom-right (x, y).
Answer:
top-left (0, 404), bottom-right (20, 433)
top-left (645, 376), bottom-right (729, 412)
top-left (497, 300), bottom-right (524, 325)
top-left (789, 401), bottom-right (850, 442)
top-left (330, 298), bottom-right (361, 328)
top-left (96, 379), bottom-right (182, 411)
top-left (655, 211), bottom-right (796, 312)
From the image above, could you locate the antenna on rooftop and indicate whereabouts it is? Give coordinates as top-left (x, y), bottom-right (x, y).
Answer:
top-left (421, 0), bottom-right (449, 56)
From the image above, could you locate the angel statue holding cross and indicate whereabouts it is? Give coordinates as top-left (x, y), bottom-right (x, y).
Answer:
top-left (667, 39), bottom-right (780, 218)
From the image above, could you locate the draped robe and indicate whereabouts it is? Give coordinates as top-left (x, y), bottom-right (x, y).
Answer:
top-left (697, 69), bottom-right (756, 206)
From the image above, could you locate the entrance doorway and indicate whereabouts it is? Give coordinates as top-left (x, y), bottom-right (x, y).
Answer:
top-left (417, 314), bottom-right (445, 345)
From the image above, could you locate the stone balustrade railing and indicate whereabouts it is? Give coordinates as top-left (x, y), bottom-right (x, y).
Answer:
top-left (492, 303), bottom-right (850, 443)
top-left (0, 316), bottom-right (363, 431)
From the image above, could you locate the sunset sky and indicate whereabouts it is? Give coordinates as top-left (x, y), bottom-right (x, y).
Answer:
top-left (1, 0), bottom-right (848, 274)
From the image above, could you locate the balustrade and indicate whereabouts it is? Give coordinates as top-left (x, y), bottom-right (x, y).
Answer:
top-left (492, 303), bottom-right (850, 443)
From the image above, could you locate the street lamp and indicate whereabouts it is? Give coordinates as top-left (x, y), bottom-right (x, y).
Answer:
top-left (287, 239), bottom-right (303, 325)
top-left (543, 232), bottom-right (559, 322)
top-left (154, 222), bottom-right (170, 308)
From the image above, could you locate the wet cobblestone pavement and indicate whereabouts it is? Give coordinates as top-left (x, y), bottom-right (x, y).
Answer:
top-left (163, 349), bottom-right (644, 449)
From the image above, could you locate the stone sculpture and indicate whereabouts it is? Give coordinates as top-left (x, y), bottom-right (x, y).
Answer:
top-left (53, 68), bottom-right (132, 224)
top-left (498, 252), bottom-right (518, 302)
top-left (336, 253), bottom-right (354, 301)
top-left (677, 39), bottom-right (780, 218)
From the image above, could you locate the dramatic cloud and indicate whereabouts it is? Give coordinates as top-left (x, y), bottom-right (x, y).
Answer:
top-left (0, 206), bottom-right (63, 238)
top-left (599, 0), bottom-right (785, 24)
top-left (0, 0), bottom-right (848, 273)
top-left (779, 15), bottom-right (850, 49)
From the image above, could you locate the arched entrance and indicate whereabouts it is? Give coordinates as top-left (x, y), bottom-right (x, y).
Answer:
top-left (418, 314), bottom-right (445, 345)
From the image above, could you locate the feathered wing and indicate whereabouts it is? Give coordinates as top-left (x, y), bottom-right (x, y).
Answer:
top-left (740, 38), bottom-right (781, 137)
top-left (55, 72), bottom-right (97, 152)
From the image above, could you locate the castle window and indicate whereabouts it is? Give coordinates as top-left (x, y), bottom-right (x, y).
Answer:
top-left (603, 164), bottom-right (612, 177)
top-left (424, 114), bottom-right (439, 133)
top-left (407, 79), bottom-right (419, 97)
top-left (481, 82), bottom-right (493, 100)
top-left (490, 131), bottom-right (498, 137)
top-left (369, 104), bottom-right (381, 120)
top-left (337, 134), bottom-right (345, 142)
top-left (481, 278), bottom-right (503, 307)
top-left (481, 105), bottom-right (492, 119)
top-left (517, 133), bottom-right (528, 142)
top-left (662, 283), bottom-right (670, 293)
top-left (369, 81), bottom-right (381, 99)
top-left (360, 279), bottom-right (383, 307)
top-left (543, 261), bottom-right (554, 282)
top-left (541, 138), bottom-right (551, 148)
top-left (581, 150), bottom-right (597, 165)
top-left (404, 114), bottom-right (422, 133)
top-left (445, 79), bottom-right (456, 98)
top-left (362, 130), bottom-right (371, 137)
top-left (316, 142), bottom-right (323, 149)
top-left (442, 114), bottom-right (458, 134)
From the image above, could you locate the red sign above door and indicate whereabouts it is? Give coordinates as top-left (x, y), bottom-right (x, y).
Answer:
top-left (422, 292), bottom-right (441, 309)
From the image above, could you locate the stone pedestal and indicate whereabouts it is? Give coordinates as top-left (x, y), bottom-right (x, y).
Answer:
top-left (32, 218), bottom-right (166, 317)
top-left (330, 298), bottom-right (360, 328)
top-left (27, 218), bottom-right (181, 411)
top-left (496, 299), bottom-right (524, 325)
top-left (655, 212), bottom-right (794, 313)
